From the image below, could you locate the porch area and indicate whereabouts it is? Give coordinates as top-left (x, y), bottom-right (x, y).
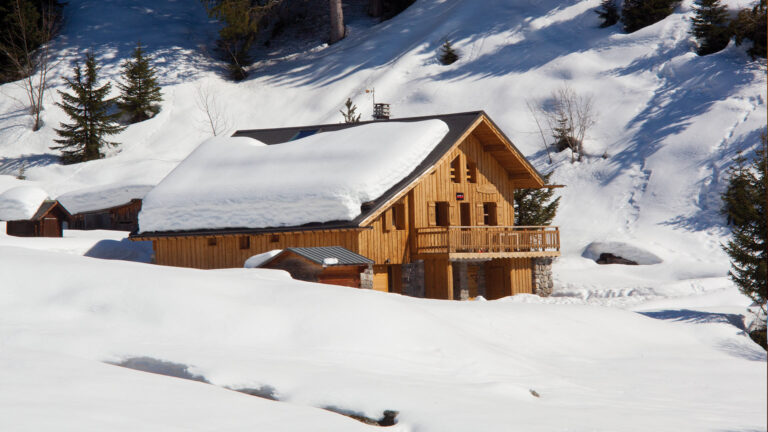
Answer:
top-left (415, 225), bottom-right (560, 259)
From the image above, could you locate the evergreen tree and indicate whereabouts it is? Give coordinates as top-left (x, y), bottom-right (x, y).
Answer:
top-left (595, 0), bottom-right (620, 28)
top-left (722, 132), bottom-right (767, 319)
top-left (117, 41), bottom-right (162, 123)
top-left (691, 0), bottom-right (731, 55)
top-left (552, 110), bottom-right (573, 152)
top-left (732, 0), bottom-right (767, 59)
top-left (621, 0), bottom-right (680, 33)
top-left (339, 97), bottom-right (360, 123)
top-left (439, 40), bottom-right (459, 65)
top-left (514, 172), bottom-right (561, 226)
top-left (52, 52), bottom-right (124, 164)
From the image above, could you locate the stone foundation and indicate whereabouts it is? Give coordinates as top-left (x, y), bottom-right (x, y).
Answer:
top-left (533, 257), bottom-right (554, 297)
top-left (401, 260), bottom-right (425, 298)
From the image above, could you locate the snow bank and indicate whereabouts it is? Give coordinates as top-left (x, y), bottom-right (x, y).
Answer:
top-left (244, 249), bottom-right (283, 268)
top-left (139, 120), bottom-right (449, 233)
top-left (582, 241), bottom-right (663, 265)
top-left (0, 186), bottom-right (48, 220)
top-left (57, 183), bottom-right (153, 214)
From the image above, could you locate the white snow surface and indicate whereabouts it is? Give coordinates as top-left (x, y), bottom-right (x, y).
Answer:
top-left (0, 186), bottom-right (49, 220)
top-left (139, 121), bottom-right (448, 232)
top-left (57, 183), bottom-right (152, 214)
top-left (244, 249), bottom-right (283, 268)
top-left (582, 241), bottom-right (664, 264)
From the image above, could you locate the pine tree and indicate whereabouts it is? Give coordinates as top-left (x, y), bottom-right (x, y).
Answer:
top-left (691, 0), bottom-right (731, 55)
top-left (52, 52), bottom-right (124, 164)
top-left (514, 172), bottom-right (561, 226)
top-left (621, 0), bottom-right (680, 33)
top-left (340, 97), bottom-right (360, 123)
top-left (439, 40), bottom-right (459, 65)
top-left (595, 0), bottom-right (620, 28)
top-left (117, 41), bottom-right (162, 123)
top-left (732, 0), bottom-right (767, 59)
top-left (722, 132), bottom-right (767, 320)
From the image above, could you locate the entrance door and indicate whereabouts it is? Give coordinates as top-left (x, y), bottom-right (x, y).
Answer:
top-left (42, 217), bottom-right (59, 237)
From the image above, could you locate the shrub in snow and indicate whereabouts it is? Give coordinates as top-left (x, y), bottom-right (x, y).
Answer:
top-left (731, 0), bottom-right (767, 59)
top-left (595, 0), bottom-right (620, 28)
top-left (690, 0), bottom-right (731, 56)
top-left (339, 97), bottom-right (361, 123)
top-left (117, 41), bottom-right (163, 123)
top-left (52, 52), bottom-right (125, 164)
top-left (439, 40), bottom-right (459, 65)
top-left (621, 0), bottom-right (681, 33)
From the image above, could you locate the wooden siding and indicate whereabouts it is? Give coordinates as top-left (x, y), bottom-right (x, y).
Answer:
top-left (152, 229), bottom-right (360, 269)
top-left (358, 197), bottom-right (410, 264)
top-left (484, 258), bottom-right (533, 300)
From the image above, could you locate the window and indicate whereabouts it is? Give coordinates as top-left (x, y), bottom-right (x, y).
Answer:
top-left (450, 156), bottom-right (461, 183)
top-left (207, 237), bottom-right (217, 246)
top-left (270, 234), bottom-right (279, 243)
top-left (466, 159), bottom-right (477, 183)
top-left (239, 236), bottom-right (250, 250)
top-left (483, 202), bottom-right (498, 226)
top-left (393, 204), bottom-right (406, 230)
top-left (436, 202), bottom-right (450, 227)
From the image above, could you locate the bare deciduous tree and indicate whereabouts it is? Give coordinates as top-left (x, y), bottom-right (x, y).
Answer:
top-left (194, 83), bottom-right (231, 137)
top-left (530, 84), bottom-right (595, 163)
top-left (0, 0), bottom-right (58, 131)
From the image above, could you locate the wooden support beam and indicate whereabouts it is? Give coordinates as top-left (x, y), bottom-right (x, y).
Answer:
top-left (483, 144), bottom-right (508, 152)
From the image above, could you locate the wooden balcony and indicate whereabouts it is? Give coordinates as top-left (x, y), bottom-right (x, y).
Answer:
top-left (415, 226), bottom-right (560, 259)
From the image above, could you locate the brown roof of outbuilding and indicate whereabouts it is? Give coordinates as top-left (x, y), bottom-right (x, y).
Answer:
top-left (134, 111), bottom-right (544, 238)
top-left (30, 200), bottom-right (71, 221)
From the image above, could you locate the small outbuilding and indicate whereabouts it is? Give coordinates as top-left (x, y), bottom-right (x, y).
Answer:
top-left (6, 200), bottom-right (71, 237)
top-left (257, 247), bottom-right (374, 289)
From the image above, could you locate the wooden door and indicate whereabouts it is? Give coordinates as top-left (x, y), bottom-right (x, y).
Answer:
top-left (460, 202), bottom-right (471, 226)
top-left (484, 261), bottom-right (503, 300)
top-left (42, 217), bottom-right (59, 237)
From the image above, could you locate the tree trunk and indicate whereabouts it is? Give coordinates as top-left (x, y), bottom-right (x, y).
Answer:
top-left (368, 0), bottom-right (383, 17)
top-left (329, 0), bottom-right (345, 44)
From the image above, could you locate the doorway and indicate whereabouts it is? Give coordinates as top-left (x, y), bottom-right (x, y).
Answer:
top-left (460, 202), bottom-right (471, 226)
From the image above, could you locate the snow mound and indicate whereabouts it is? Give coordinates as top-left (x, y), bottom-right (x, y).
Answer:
top-left (244, 249), bottom-right (283, 268)
top-left (139, 120), bottom-right (449, 233)
top-left (0, 186), bottom-right (49, 221)
top-left (582, 242), bottom-right (663, 265)
top-left (58, 184), bottom-right (153, 214)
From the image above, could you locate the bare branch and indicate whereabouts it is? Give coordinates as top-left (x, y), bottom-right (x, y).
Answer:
top-left (194, 82), bottom-right (230, 136)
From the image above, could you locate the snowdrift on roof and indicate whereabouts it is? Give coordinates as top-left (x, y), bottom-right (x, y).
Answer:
top-left (0, 186), bottom-right (48, 221)
top-left (139, 120), bottom-right (449, 233)
top-left (57, 184), bottom-right (153, 214)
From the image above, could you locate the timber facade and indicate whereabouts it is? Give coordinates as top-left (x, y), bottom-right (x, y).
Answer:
top-left (133, 112), bottom-right (561, 300)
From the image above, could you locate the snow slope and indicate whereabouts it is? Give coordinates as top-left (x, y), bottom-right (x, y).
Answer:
top-left (0, 246), bottom-right (764, 432)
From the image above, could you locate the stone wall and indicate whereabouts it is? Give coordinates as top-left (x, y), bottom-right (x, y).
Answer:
top-left (533, 257), bottom-right (554, 297)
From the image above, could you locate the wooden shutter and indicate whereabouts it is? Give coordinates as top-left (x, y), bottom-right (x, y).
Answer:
top-left (428, 202), bottom-right (436, 226)
top-left (449, 203), bottom-right (458, 226)
top-left (476, 203), bottom-right (485, 226)
top-left (382, 210), bottom-right (391, 233)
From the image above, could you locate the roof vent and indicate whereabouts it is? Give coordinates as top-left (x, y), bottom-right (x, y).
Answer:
top-left (373, 103), bottom-right (390, 120)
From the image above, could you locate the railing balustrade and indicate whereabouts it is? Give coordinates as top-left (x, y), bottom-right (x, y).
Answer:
top-left (415, 226), bottom-right (559, 255)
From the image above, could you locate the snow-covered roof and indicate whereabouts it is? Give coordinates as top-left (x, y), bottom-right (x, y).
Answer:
top-left (57, 184), bottom-right (153, 214)
top-left (0, 186), bottom-right (49, 221)
top-left (139, 120), bottom-right (449, 233)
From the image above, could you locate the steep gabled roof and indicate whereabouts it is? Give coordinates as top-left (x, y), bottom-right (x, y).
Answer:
top-left (30, 200), bottom-right (71, 221)
top-left (134, 111), bottom-right (544, 238)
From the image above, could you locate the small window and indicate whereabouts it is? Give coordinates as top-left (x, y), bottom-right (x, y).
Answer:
top-left (393, 203), bottom-right (406, 230)
top-left (207, 237), bottom-right (217, 246)
top-left (270, 234), bottom-right (279, 243)
top-left (239, 236), bottom-right (250, 250)
top-left (483, 202), bottom-right (498, 226)
top-left (436, 202), bottom-right (450, 227)
top-left (466, 160), bottom-right (477, 183)
top-left (450, 156), bottom-right (461, 183)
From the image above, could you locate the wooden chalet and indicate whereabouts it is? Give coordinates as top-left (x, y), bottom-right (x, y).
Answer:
top-left (68, 199), bottom-right (143, 232)
top-left (6, 200), bottom-right (71, 237)
top-left (132, 111), bottom-right (561, 300)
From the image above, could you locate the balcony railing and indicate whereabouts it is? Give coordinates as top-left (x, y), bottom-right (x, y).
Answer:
top-left (415, 226), bottom-right (560, 255)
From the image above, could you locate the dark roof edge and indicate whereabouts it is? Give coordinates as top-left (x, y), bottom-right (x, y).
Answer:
top-left (131, 222), bottom-right (372, 239)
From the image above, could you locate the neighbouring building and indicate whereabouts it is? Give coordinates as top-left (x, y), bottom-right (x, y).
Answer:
top-left (6, 200), bottom-right (71, 237)
top-left (131, 111), bottom-right (561, 300)
top-left (257, 246), bottom-right (374, 288)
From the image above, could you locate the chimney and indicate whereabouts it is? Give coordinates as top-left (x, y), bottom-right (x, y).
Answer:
top-left (372, 103), bottom-right (390, 120)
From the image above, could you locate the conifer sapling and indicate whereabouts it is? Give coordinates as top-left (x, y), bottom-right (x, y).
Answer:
top-left (117, 41), bottom-right (163, 123)
top-left (439, 40), bottom-right (459, 65)
top-left (340, 97), bottom-right (361, 123)
top-left (52, 52), bottom-right (124, 164)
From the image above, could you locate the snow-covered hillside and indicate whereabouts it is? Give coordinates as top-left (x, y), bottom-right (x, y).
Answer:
top-left (0, 0), bottom-right (766, 430)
